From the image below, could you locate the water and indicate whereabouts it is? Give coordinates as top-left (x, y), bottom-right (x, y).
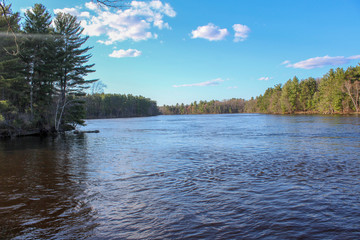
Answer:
top-left (1, 114), bottom-right (360, 239)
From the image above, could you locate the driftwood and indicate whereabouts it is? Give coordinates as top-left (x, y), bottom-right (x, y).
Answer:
top-left (73, 130), bottom-right (100, 134)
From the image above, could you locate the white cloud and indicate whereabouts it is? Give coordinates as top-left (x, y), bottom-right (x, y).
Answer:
top-left (55, 0), bottom-right (176, 45)
top-left (54, 7), bottom-right (91, 20)
top-left (281, 60), bottom-right (290, 65)
top-left (53, 7), bottom-right (89, 28)
top-left (258, 77), bottom-right (272, 81)
top-left (227, 86), bottom-right (238, 89)
top-left (191, 23), bottom-right (229, 41)
top-left (283, 55), bottom-right (360, 69)
top-left (348, 55), bottom-right (360, 60)
top-left (85, 2), bottom-right (99, 11)
top-left (54, 7), bottom-right (81, 16)
top-left (80, 12), bottom-right (91, 18)
top-left (173, 78), bottom-right (225, 87)
top-left (233, 24), bottom-right (250, 42)
top-left (109, 49), bottom-right (142, 58)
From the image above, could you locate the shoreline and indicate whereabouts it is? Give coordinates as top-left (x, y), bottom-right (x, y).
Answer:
top-left (2, 112), bottom-right (359, 139)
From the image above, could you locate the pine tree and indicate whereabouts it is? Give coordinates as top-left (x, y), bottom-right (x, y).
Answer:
top-left (53, 12), bottom-right (96, 131)
top-left (0, 4), bottom-right (27, 126)
top-left (21, 4), bottom-right (55, 126)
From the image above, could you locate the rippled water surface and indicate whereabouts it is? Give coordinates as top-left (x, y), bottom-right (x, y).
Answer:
top-left (1, 114), bottom-right (360, 239)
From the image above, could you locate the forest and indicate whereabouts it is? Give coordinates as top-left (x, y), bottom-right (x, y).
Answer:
top-left (0, 4), bottom-right (158, 137)
top-left (160, 98), bottom-right (246, 115)
top-left (161, 64), bottom-right (360, 115)
top-left (84, 93), bottom-right (159, 119)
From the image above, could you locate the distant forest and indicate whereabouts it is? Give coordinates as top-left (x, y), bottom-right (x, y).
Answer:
top-left (161, 64), bottom-right (360, 115)
top-left (84, 93), bottom-right (159, 119)
top-left (160, 99), bottom-right (246, 115)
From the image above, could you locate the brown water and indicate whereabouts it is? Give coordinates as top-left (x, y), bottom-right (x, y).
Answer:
top-left (1, 114), bottom-right (360, 239)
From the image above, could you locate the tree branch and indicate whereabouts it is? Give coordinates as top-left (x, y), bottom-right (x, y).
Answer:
top-left (0, 0), bottom-right (20, 55)
top-left (93, 0), bottom-right (129, 8)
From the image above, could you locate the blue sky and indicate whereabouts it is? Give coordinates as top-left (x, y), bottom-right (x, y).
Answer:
top-left (9, 0), bottom-right (360, 105)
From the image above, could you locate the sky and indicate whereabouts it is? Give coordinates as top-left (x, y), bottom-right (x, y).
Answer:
top-left (8, 0), bottom-right (360, 105)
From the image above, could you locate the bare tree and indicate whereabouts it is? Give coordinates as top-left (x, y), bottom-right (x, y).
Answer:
top-left (344, 80), bottom-right (360, 112)
top-left (91, 81), bottom-right (107, 94)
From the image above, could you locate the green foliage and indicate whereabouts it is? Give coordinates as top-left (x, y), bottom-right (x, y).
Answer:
top-left (299, 77), bottom-right (317, 111)
top-left (0, 3), bottom-right (98, 135)
top-left (247, 65), bottom-right (360, 114)
top-left (280, 77), bottom-right (299, 113)
top-left (21, 3), bottom-right (55, 124)
top-left (316, 68), bottom-right (346, 113)
top-left (344, 65), bottom-right (360, 112)
top-left (161, 98), bottom-right (246, 115)
top-left (84, 93), bottom-right (159, 118)
top-left (0, 4), bottom-right (26, 110)
top-left (52, 12), bottom-right (96, 131)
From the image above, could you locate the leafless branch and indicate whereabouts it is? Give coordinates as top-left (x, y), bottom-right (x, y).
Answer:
top-left (0, 0), bottom-right (20, 55)
top-left (93, 0), bottom-right (129, 9)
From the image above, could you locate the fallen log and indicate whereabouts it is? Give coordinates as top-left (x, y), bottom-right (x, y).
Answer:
top-left (73, 130), bottom-right (100, 134)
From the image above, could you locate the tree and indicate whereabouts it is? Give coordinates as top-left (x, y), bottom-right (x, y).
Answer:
top-left (0, 4), bottom-right (22, 102)
top-left (299, 77), bottom-right (317, 111)
top-left (22, 4), bottom-right (55, 124)
top-left (244, 97), bottom-right (258, 113)
top-left (317, 68), bottom-right (345, 113)
top-left (91, 80), bottom-right (107, 94)
top-left (344, 65), bottom-right (360, 112)
top-left (257, 87), bottom-right (273, 113)
top-left (53, 12), bottom-right (96, 131)
top-left (0, 4), bottom-right (28, 128)
top-left (281, 77), bottom-right (299, 113)
top-left (269, 84), bottom-right (282, 113)
top-left (0, 1), bottom-right (20, 56)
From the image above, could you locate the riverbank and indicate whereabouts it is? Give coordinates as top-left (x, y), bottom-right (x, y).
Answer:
top-left (0, 127), bottom-right (56, 139)
top-left (2, 111), bottom-right (359, 139)
top-left (160, 111), bottom-right (360, 116)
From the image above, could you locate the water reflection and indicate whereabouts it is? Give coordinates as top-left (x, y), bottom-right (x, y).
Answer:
top-left (1, 114), bottom-right (360, 239)
top-left (0, 135), bottom-right (98, 239)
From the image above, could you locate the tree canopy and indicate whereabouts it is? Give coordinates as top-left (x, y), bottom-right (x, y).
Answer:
top-left (0, 3), bottom-right (159, 137)
top-left (0, 3), bottom-right (96, 136)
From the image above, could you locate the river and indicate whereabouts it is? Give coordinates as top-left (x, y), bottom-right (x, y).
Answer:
top-left (1, 114), bottom-right (360, 239)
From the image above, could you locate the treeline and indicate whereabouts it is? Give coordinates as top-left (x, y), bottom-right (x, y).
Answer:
top-left (161, 64), bottom-right (360, 115)
top-left (84, 93), bottom-right (159, 118)
top-left (0, 3), bottom-right (95, 136)
top-left (160, 98), bottom-right (246, 115)
top-left (246, 65), bottom-right (360, 114)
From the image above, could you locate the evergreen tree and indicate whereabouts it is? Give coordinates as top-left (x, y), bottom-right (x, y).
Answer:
top-left (280, 77), bottom-right (299, 113)
top-left (299, 77), bottom-right (317, 111)
top-left (0, 4), bottom-right (27, 126)
top-left (21, 4), bottom-right (55, 125)
top-left (317, 68), bottom-right (345, 113)
top-left (53, 12), bottom-right (96, 131)
top-left (269, 84), bottom-right (282, 113)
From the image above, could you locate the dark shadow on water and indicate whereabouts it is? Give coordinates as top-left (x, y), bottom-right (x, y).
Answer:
top-left (0, 134), bottom-right (98, 239)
